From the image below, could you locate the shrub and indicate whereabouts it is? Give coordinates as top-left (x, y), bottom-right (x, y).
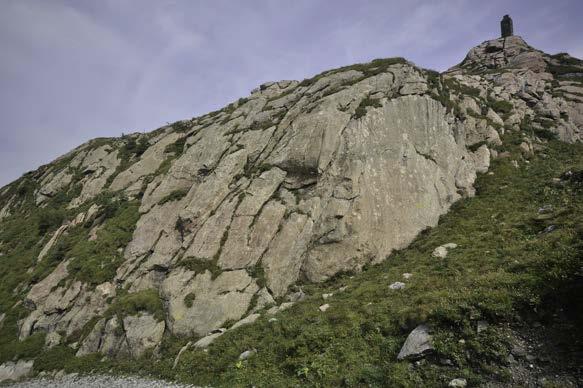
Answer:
top-left (353, 97), bottom-right (383, 119)
top-left (488, 99), bottom-right (513, 114)
top-left (184, 292), bottom-right (196, 308)
top-left (37, 208), bottom-right (66, 235)
top-left (165, 137), bottom-right (186, 155)
top-left (106, 289), bottom-right (165, 321)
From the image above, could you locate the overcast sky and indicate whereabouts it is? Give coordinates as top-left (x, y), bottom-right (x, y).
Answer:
top-left (1, 0), bottom-right (582, 187)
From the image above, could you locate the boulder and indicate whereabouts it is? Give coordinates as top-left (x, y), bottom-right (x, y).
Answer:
top-left (432, 243), bottom-right (458, 258)
top-left (0, 360), bottom-right (34, 383)
top-left (397, 324), bottom-right (434, 360)
top-left (448, 378), bottom-right (467, 387)
top-left (389, 282), bottom-right (406, 290)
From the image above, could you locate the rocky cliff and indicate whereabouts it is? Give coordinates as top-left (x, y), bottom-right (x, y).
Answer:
top-left (0, 35), bottom-right (582, 364)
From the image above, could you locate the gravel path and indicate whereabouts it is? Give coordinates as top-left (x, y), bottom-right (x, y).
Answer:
top-left (6, 373), bottom-right (199, 388)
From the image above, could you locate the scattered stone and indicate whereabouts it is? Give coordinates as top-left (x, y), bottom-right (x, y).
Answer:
top-left (231, 313), bottom-right (260, 330)
top-left (477, 320), bottom-right (489, 333)
top-left (238, 349), bottom-right (257, 360)
top-left (511, 160), bottom-right (520, 168)
top-left (389, 282), bottom-right (406, 290)
top-left (322, 293), bottom-right (334, 299)
top-left (542, 225), bottom-right (556, 234)
top-left (402, 273), bottom-right (413, 279)
top-left (538, 205), bottom-right (553, 214)
top-left (193, 332), bottom-right (223, 349)
top-left (432, 243), bottom-right (458, 258)
top-left (123, 313), bottom-right (165, 358)
top-left (338, 286), bottom-right (347, 292)
top-left (268, 318), bottom-right (278, 323)
top-left (319, 304), bottom-right (330, 312)
top-left (448, 378), bottom-right (467, 387)
top-left (397, 324), bottom-right (434, 360)
top-left (287, 288), bottom-right (306, 303)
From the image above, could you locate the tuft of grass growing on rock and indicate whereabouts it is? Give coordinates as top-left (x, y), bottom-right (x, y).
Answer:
top-left (105, 289), bottom-right (165, 321)
top-left (158, 189), bottom-right (189, 205)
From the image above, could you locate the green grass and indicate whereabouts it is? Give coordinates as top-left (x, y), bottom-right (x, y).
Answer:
top-left (65, 199), bottom-right (141, 285)
top-left (23, 136), bottom-right (581, 387)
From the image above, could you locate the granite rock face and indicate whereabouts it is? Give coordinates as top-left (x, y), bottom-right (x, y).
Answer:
top-left (0, 36), bottom-right (581, 360)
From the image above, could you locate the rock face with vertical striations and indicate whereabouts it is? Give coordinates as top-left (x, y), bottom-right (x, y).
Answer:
top-left (0, 34), bottom-right (581, 361)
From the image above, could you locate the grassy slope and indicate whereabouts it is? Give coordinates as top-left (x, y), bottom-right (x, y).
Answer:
top-left (27, 132), bottom-right (582, 387)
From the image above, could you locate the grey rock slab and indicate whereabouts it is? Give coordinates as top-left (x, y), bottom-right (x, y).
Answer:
top-left (0, 360), bottom-right (34, 383)
top-left (193, 332), bottom-right (223, 348)
top-left (238, 349), bottom-right (257, 360)
top-left (110, 132), bottom-right (182, 192)
top-left (262, 212), bottom-right (314, 297)
top-left (162, 269), bottom-right (258, 337)
top-left (230, 313), bottom-right (261, 330)
top-left (397, 324), bottom-right (434, 360)
top-left (123, 313), bottom-right (165, 358)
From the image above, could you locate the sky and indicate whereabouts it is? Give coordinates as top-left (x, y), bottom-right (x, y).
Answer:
top-left (1, 0), bottom-right (582, 187)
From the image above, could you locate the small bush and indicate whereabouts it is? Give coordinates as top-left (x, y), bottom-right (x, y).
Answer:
top-left (353, 97), bottom-right (383, 119)
top-left (184, 292), bottom-right (196, 308)
top-left (488, 99), bottom-right (513, 114)
top-left (180, 257), bottom-right (222, 279)
top-left (106, 289), bottom-right (165, 321)
top-left (164, 137), bottom-right (186, 155)
top-left (37, 208), bottom-right (66, 236)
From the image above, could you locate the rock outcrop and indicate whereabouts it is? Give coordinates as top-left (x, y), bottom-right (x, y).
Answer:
top-left (0, 34), bottom-right (581, 361)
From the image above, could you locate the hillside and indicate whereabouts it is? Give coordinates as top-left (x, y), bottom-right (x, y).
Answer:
top-left (0, 32), bottom-right (582, 386)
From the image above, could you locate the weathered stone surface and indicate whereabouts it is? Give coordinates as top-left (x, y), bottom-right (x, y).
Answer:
top-left (397, 324), bottom-right (434, 360)
top-left (37, 224), bottom-right (69, 261)
top-left (161, 268), bottom-right (259, 337)
top-left (0, 360), bottom-right (34, 383)
top-left (303, 96), bottom-right (475, 283)
top-left (110, 133), bottom-right (182, 192)
top-left (230, 313), bottom-right (260, 330)
top-left (193, 332), bottom-right (223, 348)
top-left (123, 313), bottom-right (165, 358)
top-left (36, 169), bottom-right (73, 204)
top-left (69, 148), bottom-right (121, 208)
top-left (218, 200), bottom-right (286, 270)
top-left (77, 316), bottom-right (130, 358)
top-left (25, 259), bottom-right (70, 309)
top-left (183, 196), bottom-right (238, 261)
top-left (262, 212), bottom-right (314, 297)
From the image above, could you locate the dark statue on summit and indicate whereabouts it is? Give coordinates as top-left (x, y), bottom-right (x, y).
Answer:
top-left (501, 15), bottom-right (513, 38)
